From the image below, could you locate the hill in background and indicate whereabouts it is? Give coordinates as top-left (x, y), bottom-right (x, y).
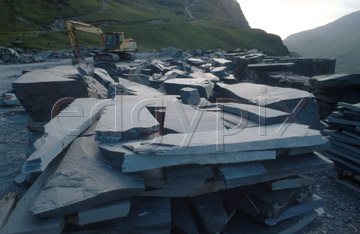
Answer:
top-left (0, 0), bottom-right (289, 55)
top-left (284, 10), bottom-right (360, 74)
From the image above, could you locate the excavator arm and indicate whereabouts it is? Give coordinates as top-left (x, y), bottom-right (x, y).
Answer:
top-left (66, 20), bottom-right (106, 64)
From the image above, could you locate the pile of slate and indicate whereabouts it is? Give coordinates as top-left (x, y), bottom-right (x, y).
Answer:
top-left (2, 86), bottom-right (333, 233)
top-left (2, 47), bottom-right (342, 233)
top-left (322, 102), bottom-right (360, 191)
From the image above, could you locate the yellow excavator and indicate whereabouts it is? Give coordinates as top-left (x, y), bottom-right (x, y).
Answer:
top-left (66, 20), bottom-right (138, 64)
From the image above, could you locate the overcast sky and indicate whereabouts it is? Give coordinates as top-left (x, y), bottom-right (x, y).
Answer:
top-left (237, 0), bottom-right (360, 39)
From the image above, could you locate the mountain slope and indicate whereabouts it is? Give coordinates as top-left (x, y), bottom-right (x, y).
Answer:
top-left (284, 10), bottom-right (360, 74)
top-left (0, 0), bottom-right (289, 55)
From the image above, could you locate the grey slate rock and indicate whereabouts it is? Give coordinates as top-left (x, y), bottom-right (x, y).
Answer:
top-left (187, 58), bottom-right (206, 66)
top-left (30, 127), bottom-right (144, 218)
top-left (164, 78), bottom-right (213, 99)
top-left (171, 198), bottom-right (199, 234)
top-left (190, 71), bottom-right (220, 83)
top-left (3, 93), bottom-right (21, 106)
top-left (163, 99), bottom-right (222, 134)
top-left (223, 208), bottom-right (323, 234)
top-left (125, 123), bottom-right (327, 156)
top-left (12, 66), bottom-right (106, 123)
top-left (22, 98), bottom-right (103, 175)
top-left (310, 74), bottom-right (360, 90)
top-left (180, 87), bottom-right (201, 105)
top-left (93, 68), bottom-right (115, 89)
top-left (217, 153), bottom-right (333, 187)
top-left (211, 66), bottom-right (228, 79)
top-left (191, 192), bottom-right (229, 233)
top-left (95, 98), bottom-right (159, 142)
top-left (77, 200), bottom-right (131, 226)
top-left (121, 148), bottom-right (276, 173)
top-left (212, 58), bottom-right (234, 70)
top-left (217, 82), bottom-right (323, 130)
top-left (0, 154), bottom-right (65, 234)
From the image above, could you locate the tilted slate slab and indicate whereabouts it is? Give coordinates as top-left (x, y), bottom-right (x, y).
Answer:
top-left (124, 123), bottom-right (328, 156)
top-left (22, 98), bottom-right (104, 175)
top-left (95, 98), bottom-right (159, 142)
top-left (163, 99), bottom-right (222, 134)
top-left (0, 155), bottom-right (65, 234)
top-left (30, 131), bottom-right (144, 218)
top-left (216, 102), bottom-right (289, 125)
top-left (217, 153), bottom-right (333, 188)
top-left (117, 77), bottom-right (165, 96)
top-left (216, 82), bottom-right (322, 130)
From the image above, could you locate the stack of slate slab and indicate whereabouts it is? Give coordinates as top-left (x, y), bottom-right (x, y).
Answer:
top-left (322, 102), bottom-right (360, 191)
top-left (1, 88), bottom-right (333, 234)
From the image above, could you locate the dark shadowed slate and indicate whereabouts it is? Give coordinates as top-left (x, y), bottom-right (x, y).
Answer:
top-left (0, 156), bottom-right (65, 234)
top-left (218, 153), bottom-right (333, 187)
top-left (216, 82), bottom-right (322, 130)
top-left (171, 198), bottom-right (199, 234)
top-left (165, 166), bottom-right (214, 186)
top-left (191, 192), bottom-right (229, 234)
top-left (30, 126), bottom-right (144, 218)
top-left (67, 197), bottom-right (171, 234)
top-left (95, 98), bottom-right (159, 142)
top-left (22, 98), bottom-right (104, 176)
top-left (223, 209), bottom-right (323, 234)
top-left (77, 200), bottom-right (130, 226)
top-left (270, 176), bottom-right (302, 191)
top-left (141, 180), bottom-right (227, 198)
top-left (262, 195), bottom-right (323, 226)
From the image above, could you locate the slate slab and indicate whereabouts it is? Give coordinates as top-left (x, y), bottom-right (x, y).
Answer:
top-left (164, 78), bottom-right (213, 99)
top-left (77, 200), bottom-right (130, 226)
top-left (163, 99), bottom-right (222, 134)
top-left (171, 198), bottom-right (199, 234)
top-left (191, 192), bottom-right (229, 233)
top-left (95, 98), bottom-right (159, 142)
top-left (30, 126), bottom-right (144, 218)
top-left (0, 155), bottom-right (65, 234)
top-left (217, 153), bottom-right (333, 187)
top-left (223, 208), bottom-right (323, 234)
top-left (22, 98), bottom-right (103, 175)
top-left (124, 123), bottom-right (327, 156)
top-left (216, 82), bottom-right (322, 130)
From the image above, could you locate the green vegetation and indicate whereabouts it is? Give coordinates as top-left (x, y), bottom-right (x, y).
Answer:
top-left (0, 0), bottom-right (289, 56)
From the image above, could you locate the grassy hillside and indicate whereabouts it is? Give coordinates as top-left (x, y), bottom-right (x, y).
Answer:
top-left (284, 10), bottom-right (360, 74)
top-left (0, 0), bottom-right (289, 55)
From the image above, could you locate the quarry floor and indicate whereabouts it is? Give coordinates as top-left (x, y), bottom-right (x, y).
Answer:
top-left (1, 60), bottom-right (360, 234)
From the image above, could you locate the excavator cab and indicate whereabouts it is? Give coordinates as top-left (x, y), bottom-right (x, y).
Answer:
top-left (105, 33), bottom-right (123, 50)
